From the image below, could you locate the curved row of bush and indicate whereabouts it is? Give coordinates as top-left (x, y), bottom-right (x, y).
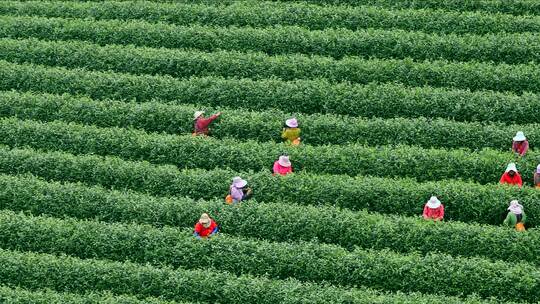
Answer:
top-left (1, 60), bottom-right (537, 124)
top-left (2, 173), bottom-right (540, 264)
top-left (0, 211), bottom-right (537, 302)
top-left (0, 248), bottom-right (494, 304)
top-left (2, 38), bottom-right (540, 95)
top-left (1, 0), bottom-right (539, 35)
top-left (0, 286), bottom-right (179, 304)
top-left (286, 0), bottom-right (540, 16)
top-left (0, 117), bottom-right (535, 184)
top-left (0, 148), bottom-right (539, 227)
top-left (1, 15), bottom-right (540, 64)
top-left (1, 90), bottom-right (536, 151)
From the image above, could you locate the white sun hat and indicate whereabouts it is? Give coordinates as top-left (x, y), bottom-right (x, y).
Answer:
top-left (193, 111), bottom-right (205, 120)
top-left (278, 155), bottom-right (291, 167)
top-left (426, 196), bottom-right (441, 209)
top-left (513, 131), bottom-right (526, 142)
top-left (505, 163), bottom-right (518, 173)
top-left (232, 176), bottom-right (248, 188)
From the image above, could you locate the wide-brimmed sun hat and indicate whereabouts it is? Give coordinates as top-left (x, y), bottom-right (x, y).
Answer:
top-left (505, 163), bottom-right (518, 173)
top-left (278, 155), bottom-right (291, 167)
top-left (232, 176), bottom-right (248, 188)
top-left (285, 118), bottom-right (298, 128)
top-left (426, 196), bottom-right (441, 209)
top-left (199, 213), bottom-right (211, 227)
top-left (194, 111), bottom-right (205, 120)
top-left (513, 131), bottom-right (526, 142)
top-left (536, 164), bottom-right (540, 174)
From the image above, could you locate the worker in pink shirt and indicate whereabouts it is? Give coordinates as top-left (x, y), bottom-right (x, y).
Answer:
top-left (423, 196), bottom-right (444, 221)
top-left (193, 110), bottom-right (221, 136)
top-left (273, 154), bottom-right (293, 176)
top-left (512, 131), bottom-right (529, 157)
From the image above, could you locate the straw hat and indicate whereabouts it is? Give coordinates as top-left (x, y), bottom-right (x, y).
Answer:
top-left (278, 155), bottom-right (291, 167)
top-left (426, 196), bottom-right (441, 209)
top-left (194, 111), bottom-right (205, 120)
top-left (199, 213), bottom-right (211, 227)
top-left (513, 131), bottom-right (526, 142)
top-left (232, 176), bottom-right (248, 188)
top-left (505, 163), bottom-right (518, 173)
top-left (285, 118), bottom-right (298, 128)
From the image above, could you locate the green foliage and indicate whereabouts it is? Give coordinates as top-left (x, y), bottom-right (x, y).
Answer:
top-left (0, 117), bottom-right (535, 185)
top-left (0, 286), bottom-right (180, 304)
top-left (281, 0), bottom-right (540, 16)
top-left (1, 173), bottom-right (540, 267)
top-left (1, 60), bottom-right (538, 124)
top-left (2, 37), bottom-right (540, 95)
top-left (1, 15), bottom-right (540, 64)
top-left (0, 211), bottom-right (536, 302)
top-left (1, 0), bottom-right (539, 35)
top-left (0, 247), bottom-right (499, 304)
top-left (0, 148), bottom-right (539, 227)
top-left (0, 90), bottom-right (536, 151)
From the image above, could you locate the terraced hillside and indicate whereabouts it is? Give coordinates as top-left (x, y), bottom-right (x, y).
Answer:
top-left (0, 0), bottom-right (538, 303)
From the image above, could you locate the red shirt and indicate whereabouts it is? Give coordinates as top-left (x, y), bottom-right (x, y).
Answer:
top-left (499, 172), bottom-right (523, 187)
top-left (194, 220), bottom-right (217, 237)
top-left (194, 114), bottom-right (219, 135)
top-left (423, 204), bottom-right (444, 220)
top-left (512, 140), bottom-right (529, 156)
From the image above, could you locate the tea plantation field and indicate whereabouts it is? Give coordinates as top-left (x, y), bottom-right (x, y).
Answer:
top-left (0, 0), bottom-right (539, 303)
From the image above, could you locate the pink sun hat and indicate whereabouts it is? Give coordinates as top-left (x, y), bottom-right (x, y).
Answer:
top-left (278, 155), bottom-right (291, 167)
top-left (285, 118), bottom-right (298, 128)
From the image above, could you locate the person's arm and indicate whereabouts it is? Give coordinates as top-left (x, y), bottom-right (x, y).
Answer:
top-left (437, 205), bottom-right (444, 220)
top-left (503, 212), bottom-right (513, 227)
top-left (422, 205), bottom-right (429, 219)
top-left (198, 113), bottom-right (221, 129)
top-left (512, 141), bottom-right (517, 153)
top-left (281, 129), bottom-right (288, 140)
top-left (193, 232), bottom-right (202, 239)
top-left (273, 161), bottom-right (279, 174)
top-left (499, 173), bottom-right (506, 184)
top-left (209, 226), bottom-right (218, 236)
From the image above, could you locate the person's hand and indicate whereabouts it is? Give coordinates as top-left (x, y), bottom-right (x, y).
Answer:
top-left (216, 112), bottom-right (222, 116)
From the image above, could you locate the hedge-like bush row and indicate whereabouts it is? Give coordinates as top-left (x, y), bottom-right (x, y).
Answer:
top-left (1, 15), bottom-right (540, 64)
top-left (2, 173), bottom-right (540, 265)
top-left (0, 90), bottom-right (536, 151)
top-left (282, 0), bottom-right (540, 16)
top-left (0, 248), bottom-right (496, 304)
top-left (0, 148), bottom-right (539, 227)
top-left (0, 286), bottom-right (179, 304)
top-left (0, 211), bottom-right (536, 302)
top-left (1, 1), bottom-right (539, 35)
top-left (3, 38), bottom-right (540, 95)
top-left (0, 117), bottom-right (534, 184)
top-left (1, 60), bottom-right (538, 124)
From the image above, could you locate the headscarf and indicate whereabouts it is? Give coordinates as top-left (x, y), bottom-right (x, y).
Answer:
top-left (508, 200), bottom-right (523, 215)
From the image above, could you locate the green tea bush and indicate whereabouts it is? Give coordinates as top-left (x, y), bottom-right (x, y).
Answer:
top-left (1, 1), bottom-right (539, 34)
top-left (1, 60), bottom-right (537, 124)
top-left (0, 90), bottom-right (536, 151)
top-left (1, 174), bottom-right (539, 265)
top-left (1, 15), bottom-right (540, 63)
top-left (2, 37), bottom-right (540, 94)
top-left (0, 148), bottom-right (538, 227)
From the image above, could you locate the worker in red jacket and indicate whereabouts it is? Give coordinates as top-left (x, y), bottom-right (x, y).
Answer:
top-left (423, 196), bottom-right (444, 221)
top-left (512, 131), bottom-right (529, 157)
top-left (499, 163), bottom-right (522, 187)
top-left (193, 213), bottom-right (218, 239)
top-left (193, 111), bottom-right (221, 136)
